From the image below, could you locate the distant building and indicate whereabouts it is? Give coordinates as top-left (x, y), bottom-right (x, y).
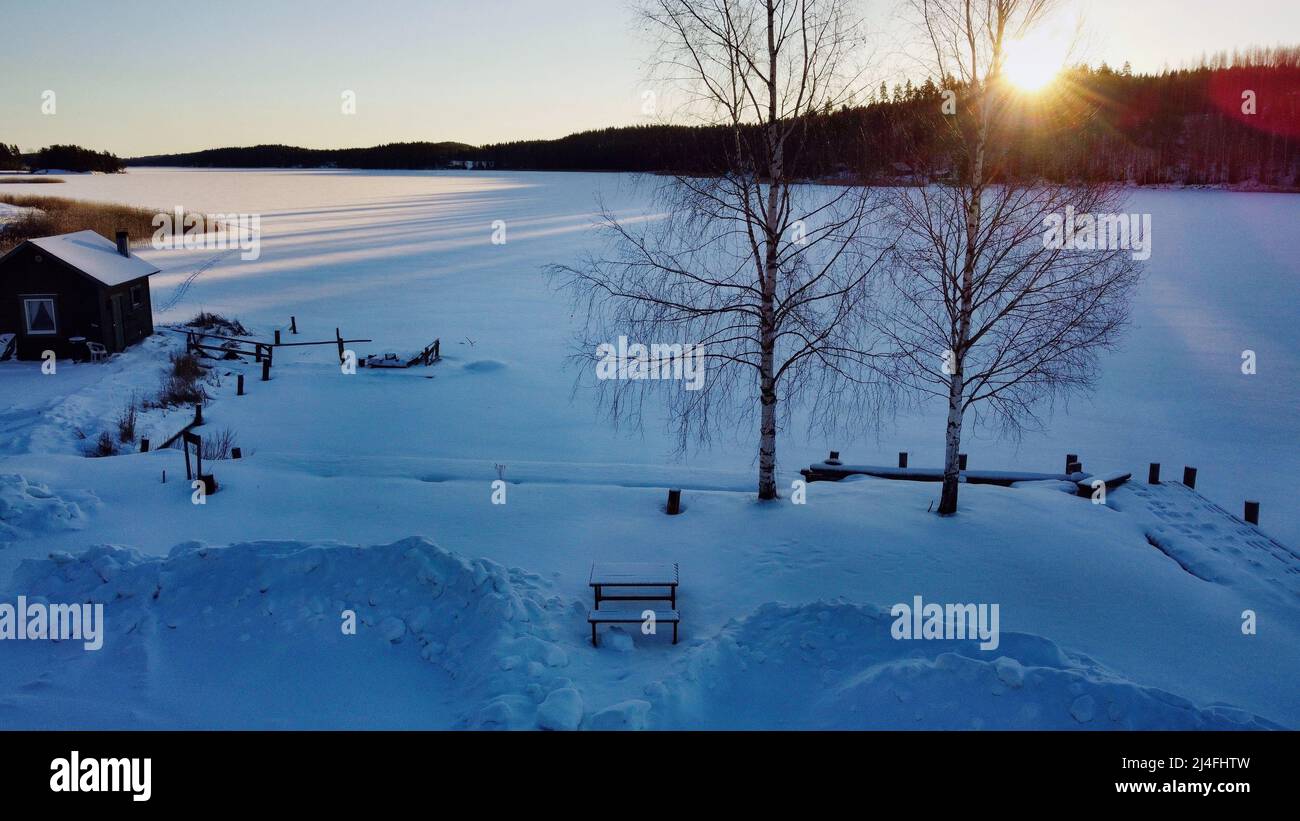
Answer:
top-left (0, 230), bottom-right (158, 360)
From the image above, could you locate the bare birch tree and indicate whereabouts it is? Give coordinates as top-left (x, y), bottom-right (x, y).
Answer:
top-left (553, 0), bottom-right (892, 500)
top-left (878, 0), bottom-right (1141, 514)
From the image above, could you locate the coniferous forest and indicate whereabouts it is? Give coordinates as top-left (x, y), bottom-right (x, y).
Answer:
top-left (8, 50), bottom-right (1295, 188)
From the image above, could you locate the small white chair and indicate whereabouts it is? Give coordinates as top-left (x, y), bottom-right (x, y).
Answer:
top-left (85, 341), bottom-right (109, 362)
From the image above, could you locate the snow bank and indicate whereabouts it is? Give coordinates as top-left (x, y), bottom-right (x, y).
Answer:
top-left (0, 474), bottom-right (90, 545)
top-left (3, 537), bottom-right (581, 729)
top-left (1, 535), bottom-right (1283, 730)
top-left (1112, 481), bottom-right (1300, 603)
top-left (0, 202), bottom-right (38, 225)
top-left (637, 601), bottom-right (1277, 730)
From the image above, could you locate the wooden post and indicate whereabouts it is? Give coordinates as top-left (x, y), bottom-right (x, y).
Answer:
top-left (261, 358), bottom-right (270, 382)
top-left (898, 451), bottom-right (908, 468)
top-left (1182, 466), bottom-right (1197, 489)
top-left (237, 374), bottom-right (245, 396)
top-left (958, 453), bottom-right (968, 470)
top-left (140, 438), bottom-right (150, 453)
top-left (231, 447), bottom-right (242, 460)
top-left (1066, 453), bottom-right (1078, 472)
top-left (1066, 461), bottom-right (1082, 475)
top-left (194, 403), bottom-right (203, 425)
top-left (274, 329), bottom-right (281, 345)
top-left (1244, 501), bottom-right (1259, 525)
top-left (826, 450), bottom-right (842, 466)
top-left (290, 316), bottom-right (297, 334)
top-left (666, 488), bottom-right (682, 515)
top-left (336, 328), bottom-right (344, 364)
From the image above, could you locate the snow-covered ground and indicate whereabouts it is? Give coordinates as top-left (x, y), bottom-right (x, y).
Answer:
top-left (0, 169), bottom-right (1296, 729)
top-left (0, 202), bottom-right (36, 225)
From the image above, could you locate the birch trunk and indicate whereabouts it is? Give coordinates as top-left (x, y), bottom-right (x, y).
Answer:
top-left (938, 368), bottom-right (964, 514)
top-left (757, 0), bottom-right (781, 501)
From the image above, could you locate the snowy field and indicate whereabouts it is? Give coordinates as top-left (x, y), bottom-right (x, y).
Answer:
top-left (0, 169), bottom-right (1296, 729)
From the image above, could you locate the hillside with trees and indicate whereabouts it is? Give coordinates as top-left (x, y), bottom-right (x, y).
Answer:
top-left (86, 48), bottom-right (1300, 190)
top-left (475, 49), bottom-right (1300, 188)
top-left (0, 144), bottom-right (23, 171)
top-left (26, 144), bottom-right (124, 173)
top-left (128, 141), bottom-right (474, 170)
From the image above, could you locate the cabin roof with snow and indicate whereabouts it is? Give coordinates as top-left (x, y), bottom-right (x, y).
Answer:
top-left (0, 229), bottom-right (158, 360)
top-left (22, 230), bottom-right (161, 287)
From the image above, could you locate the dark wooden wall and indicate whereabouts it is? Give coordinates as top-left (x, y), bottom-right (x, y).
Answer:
top-left (0, 242), bottom-right (153, 360)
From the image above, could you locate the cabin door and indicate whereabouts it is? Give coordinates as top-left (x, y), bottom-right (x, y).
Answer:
top-left (110, 294), bottom-right (126, 351)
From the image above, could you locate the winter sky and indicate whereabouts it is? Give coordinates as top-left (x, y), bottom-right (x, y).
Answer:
top-left (0, 0), bottom-right (1296, 156)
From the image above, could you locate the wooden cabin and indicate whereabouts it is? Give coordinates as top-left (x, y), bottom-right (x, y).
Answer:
top-left (0, 230), bottom-right (159, 360)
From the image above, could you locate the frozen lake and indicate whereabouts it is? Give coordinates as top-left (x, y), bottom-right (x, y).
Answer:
top-left (16, 168), bottom-right (1300, 546)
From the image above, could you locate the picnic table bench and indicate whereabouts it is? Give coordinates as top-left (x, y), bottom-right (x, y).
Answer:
top-left (588, 562), bottom-right (680, 646)
top-left (587, 607), bottom-right (679, 646)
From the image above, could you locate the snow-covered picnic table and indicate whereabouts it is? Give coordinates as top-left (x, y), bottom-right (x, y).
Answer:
top-left (589, 561), bottom-right (679, 609)
top-left (588, 562), bottom-right (681, 647)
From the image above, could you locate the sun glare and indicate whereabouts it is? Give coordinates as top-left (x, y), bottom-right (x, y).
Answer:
top-left (1001, 28), bottom-right (1069, 92)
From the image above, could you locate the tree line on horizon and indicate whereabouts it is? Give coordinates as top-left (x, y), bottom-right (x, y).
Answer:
top-left (479, 50), bottom-right (1300, 187)
top-left (91, 48), bottom-right (1300, 189)
top-left (0, 144), bottom-right (124, 174)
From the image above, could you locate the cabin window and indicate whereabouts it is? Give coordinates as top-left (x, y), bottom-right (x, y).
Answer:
top-left (130, 285), bottom-right (144, 309)
top-left (23, 298), bottom-right (58, 335)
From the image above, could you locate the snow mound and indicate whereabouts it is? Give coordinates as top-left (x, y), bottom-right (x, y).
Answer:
top-left (0, 474), bottom-right (90, 544)
top-left (4, 537), bottom-right (580, 729)
top-left (1113, 482), bottom-right (1300, 602)
top-left (638, 601), bottom-right (1278, 730)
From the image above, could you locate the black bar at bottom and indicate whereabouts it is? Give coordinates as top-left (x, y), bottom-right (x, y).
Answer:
top-left (0, 730), bottom-right (1286, 807)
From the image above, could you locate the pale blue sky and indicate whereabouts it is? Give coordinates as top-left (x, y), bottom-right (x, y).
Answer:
top-left (1, 0), bottom-right (1295, 156)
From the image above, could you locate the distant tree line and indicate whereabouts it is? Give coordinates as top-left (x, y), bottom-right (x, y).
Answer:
top-left (0, 144), bottom-right (23, 171)
top-left (127, 141), bottom-right (473, 170)
top-left (34, 46), bottom-right (1298, 190)
top-left (475, 50), bottom-right (1300, 187)
top-left (0, 144), bottom-right (124, 173)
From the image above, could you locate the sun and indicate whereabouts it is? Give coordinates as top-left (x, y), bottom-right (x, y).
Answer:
top-left (1001, 27), bottom-right (1069, 92)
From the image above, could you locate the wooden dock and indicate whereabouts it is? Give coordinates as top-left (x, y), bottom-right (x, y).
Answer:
top-left (800, 461), bottom-right (1076, 486)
